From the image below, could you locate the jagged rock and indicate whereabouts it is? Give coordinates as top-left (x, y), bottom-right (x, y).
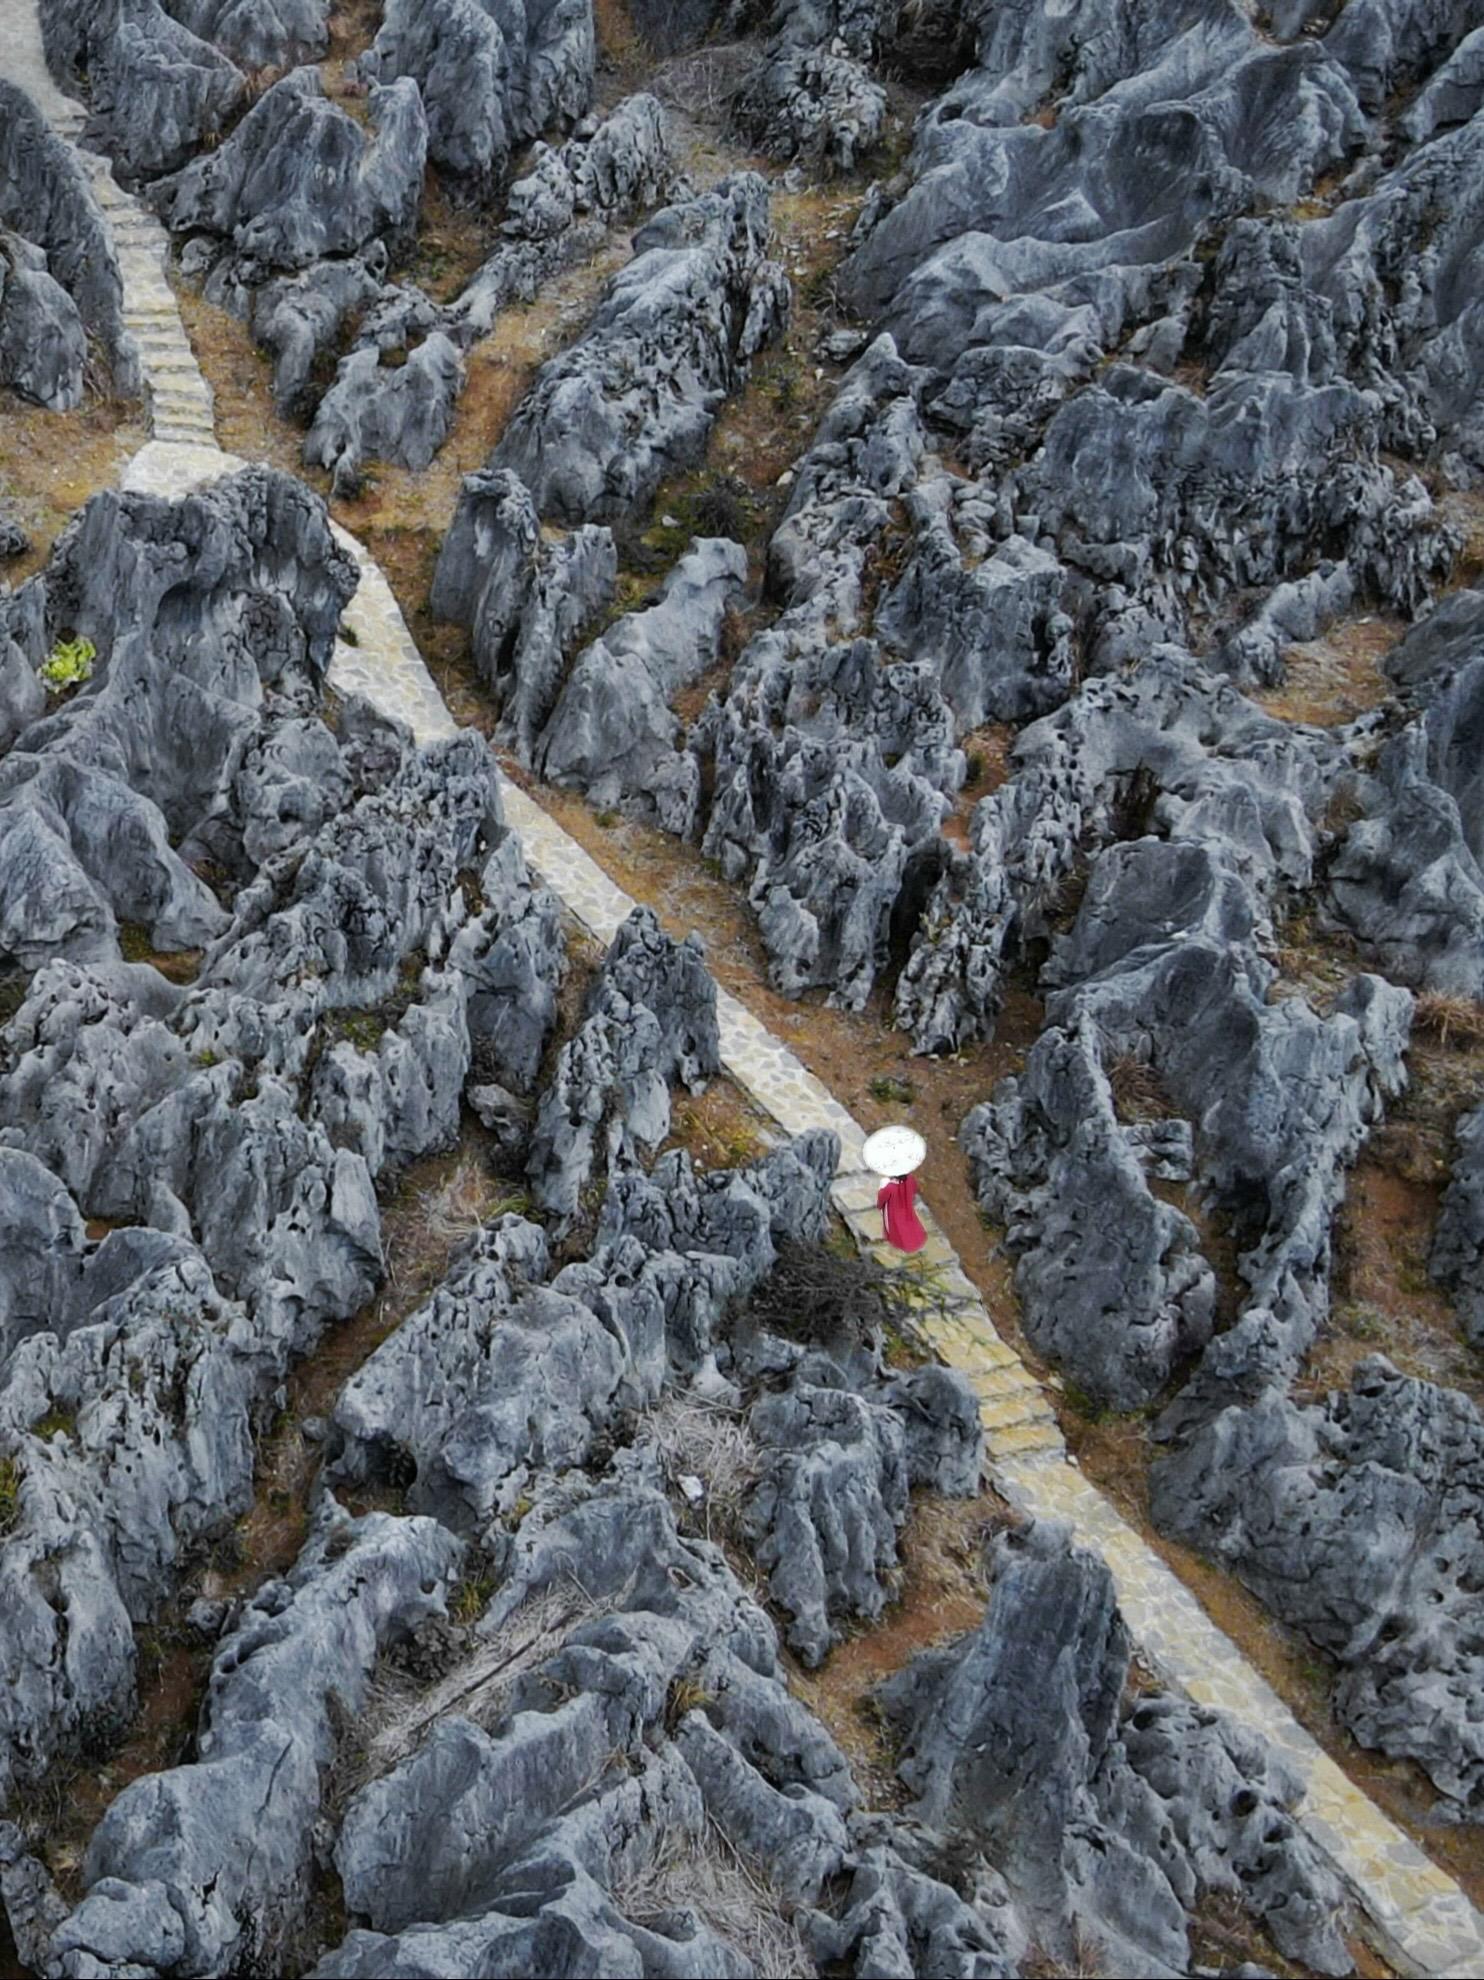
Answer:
top-left (0, 233), bottom-right (87, 410)
top-left (1432, 1100), bottom-right (1484, 1348)
top-left (497, 95), bottom-right (674, 255)
top-left (742, 1383), bottom-right (911, 1666)
top-left (0, 1220), bottom-right (255, 1803)
top-left (431, 466), bottom-right (616, 761)
top-left (963, 1015), bottom-right (1216, 1410)
top-left (881, 1519), bottom-right (1350, 1975)
top-left (527, 908), bottom-right (721, 1224)
top-left (536, 536), bottom-right (746, 810)
top-left (447, 830), bottom-right (567, 1095)
top-left (47, 1504), bottom-right (464, 1979)
top-left (1152, 1356), bottom-right (1484, 1819)
top-left (43, 0), bottom-right (246, 179)
top-left (150, 67), bottom-right (427, 290)
top-left (160, 0), bottom-right (330, 69)
top-left (312, 1458), bottom-right (1013, 1979)
top-left (362, 0), bottom-right (593, 190)
top-left (311, 978), bottom-right (471, 1175)
top-left (894, 649), bottom-right (1344, 1054)
top-left (0, 468), bottom-right (358, 965)
top-left (736, 45), bottom-right (888, 171)
top-left (250, 250), bottom-right (389, 418)
top-left (1046, 838), bottom-right (1411, 1392)
top-left (0, 82), bottom-right (138, 397)
top-left (0, 1824), bottom-right (67, 1975)
top-left (1328, 655), bottom-right (1484, 995)
top-left (305, 332), bottom-right (465, 496)
top-left (232, 716), bottom-right (352, 869)
top-left (492, 174), bottom-right (787, 524)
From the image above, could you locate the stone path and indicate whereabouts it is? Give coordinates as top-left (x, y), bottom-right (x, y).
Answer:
top-left (5, 30), bottom-right (1484, 1980)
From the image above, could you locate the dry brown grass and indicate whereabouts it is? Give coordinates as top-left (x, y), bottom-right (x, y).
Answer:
top-left (1413, 990), bottom-right (1484, 1049)
top-left (1256, 613), bottom-right (1403, 727)
top-left (612, 1824), bottom-right (816, 1978)
top-left (639, 1393), bottom-right (761, 1540)
top-left (418, 1155), bottom-right (527, 1247)
top-left (1106, 1053), bottom-right (1175, 1123)
top-left (344, 1580), bottom-right (609, 1795)
top-left (0, 392), bottom-right (148, 583)
top-left (663, 1075), bottom-right (771, 1171)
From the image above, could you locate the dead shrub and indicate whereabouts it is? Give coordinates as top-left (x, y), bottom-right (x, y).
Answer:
top-left (1414, 990), bottom-right (1484, 1050)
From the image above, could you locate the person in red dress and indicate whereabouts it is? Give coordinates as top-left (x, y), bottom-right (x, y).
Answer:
top-left (863, 1125), bottom-right (928, 1254)
top-left (878, 1171), bottom-right (927, 1253)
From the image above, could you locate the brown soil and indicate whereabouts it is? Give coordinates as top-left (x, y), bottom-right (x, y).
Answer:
top-left (785, 1491), bottom-right (1017, 1808)
top-left (1256, 611), bottom-right (1405, 726)
top-left (0, 390), bottom-right (149, 584)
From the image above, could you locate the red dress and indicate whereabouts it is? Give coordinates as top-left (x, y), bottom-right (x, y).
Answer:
top-left (878, 1175), bottom-right (926, 1253)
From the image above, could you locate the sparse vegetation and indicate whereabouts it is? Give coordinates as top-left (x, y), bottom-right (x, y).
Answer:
top-left (0, 1455), bottom-right (21, 1534)
top-left (868, 1074), bottom-right (916, 1105)
top-left (39, 635), bottom-right (97, 692)
top-left (1106, 1054), bottom-right (1174, 1123)
top-left (1414, 990), bottom-right (1484, 1050)
top-left (31, 1407), bottom-right (78, 1441)
top-left (450, 1575), bottom-right (495, 1626)
top-left (640, 1392), bottom-right (761, 1539)
top-left (612, 1823), bottom-right (816, 1979)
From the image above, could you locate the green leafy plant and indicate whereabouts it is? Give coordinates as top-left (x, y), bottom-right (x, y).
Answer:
top-left (0, 1456), bottom-right (20, 1534)
top-left (40, 636), bottom-right (97, 692)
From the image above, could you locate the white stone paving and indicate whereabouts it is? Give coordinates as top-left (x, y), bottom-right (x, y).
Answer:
top-left (6, 20), bottom-right (1484, 1974)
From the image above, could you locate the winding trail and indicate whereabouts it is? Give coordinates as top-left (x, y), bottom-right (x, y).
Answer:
top-left (3, 22), bottom-right (1484, 1976)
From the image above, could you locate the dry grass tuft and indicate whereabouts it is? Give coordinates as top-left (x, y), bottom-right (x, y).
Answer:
top-left (1413, 990), bottom-right (1484, 1050)
top-left (1106, 1054), bottom-right (1175, 1123)
top-left (639, 1393), bottom-right (761, 1539)
top-left (418, 1157), bottom-right (523, 1246)
top-left (612, 1823), bottom-right (815, 1979)
top-left (651, 42), bottom-right (756, 120)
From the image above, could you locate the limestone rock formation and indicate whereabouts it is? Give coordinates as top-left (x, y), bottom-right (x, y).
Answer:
top-left (492, 174), bottom-right (788, 524)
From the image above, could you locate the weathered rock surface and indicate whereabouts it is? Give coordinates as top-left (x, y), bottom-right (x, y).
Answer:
top-left (150, 67), bottom-right (427, 296)
top-left (431, 465), bottom-right (616, 760)
top-left (361, 0), bottom-right (594, 190)
top-left (1432, 1098), bottom-right (1484, 1348)
top-left (0, 232), bottom-right (86, 410)
top-left (527, 906), bottom-right (722, 1224)
top-left (161, 0), bottom-right (330, 69)
top-left (47, 1504), bottom-right (463, 1978)
top-left (963, 1015), bottom-right (1216, 1411)
top-left (305, 332), bottom-right (466, 496)
top-left (492, 173), bottom-right (788, 524)
top-left (309, 1454), bottom-right (1015, 1980)
top-left (43, 0), bottom-right (246, 179)
top-left (288, 96), bottom-right (676, 485)
top-left (882, 1519), bottom-right (1351, 1975)
top-left (1152, 1356), bottom-right (1484, 1817)
top-left (0, 81), bottom-right (138, 397)
top-left (535, 535), bottom-right (746, 808)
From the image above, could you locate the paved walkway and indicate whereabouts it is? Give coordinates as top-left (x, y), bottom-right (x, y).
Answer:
top-left (5, 32), bottom-right (1484, 1979)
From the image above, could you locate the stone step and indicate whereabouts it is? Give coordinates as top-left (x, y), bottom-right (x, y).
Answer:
top-left (985, 1419), bottom-right (1066, 1459)
top-left (978, 1389), bottom-right (1059, 1434)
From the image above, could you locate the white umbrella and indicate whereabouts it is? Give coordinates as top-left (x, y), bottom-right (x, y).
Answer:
top-left (862, 1125), bottom-right (926, 1178)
